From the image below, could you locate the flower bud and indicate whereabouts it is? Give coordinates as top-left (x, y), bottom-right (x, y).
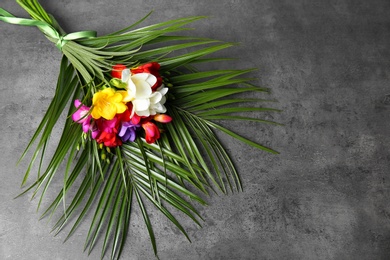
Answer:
top-left (110, 78), bottom-right (127, 89)
top-left (154, 114), bottom-right (172, 123)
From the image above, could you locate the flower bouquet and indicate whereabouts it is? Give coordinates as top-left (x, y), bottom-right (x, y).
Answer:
top-left (0, 0), bottom-right (279, 259)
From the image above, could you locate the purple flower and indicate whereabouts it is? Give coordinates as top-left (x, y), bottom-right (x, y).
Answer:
top-left (118, 121), bottom-right (139, 142)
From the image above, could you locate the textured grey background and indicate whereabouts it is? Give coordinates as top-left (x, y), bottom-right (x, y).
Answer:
top-left (1, 0), bottom-right (390, 259)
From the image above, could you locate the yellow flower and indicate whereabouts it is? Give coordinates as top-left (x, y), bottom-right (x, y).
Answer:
top-left (91, 88), bottom-right (127, 120)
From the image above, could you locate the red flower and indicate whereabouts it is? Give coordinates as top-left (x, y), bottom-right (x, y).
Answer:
top-left (137, 114), bottom-right (171, 143)
top-left (117, 106), bottom-right (131, 122)
top-left (95, 116), bottom-right (122, 147)
top-left (142, 121), bottom-right (160, 144)
top-left (131, 62), bottom-right (163, 91)
top-left (96, 131), bottom-right (122, 147)
top-left (121, 103), bottom-right (142, 124)
top-left (111, 64), bottom-right (127, 79)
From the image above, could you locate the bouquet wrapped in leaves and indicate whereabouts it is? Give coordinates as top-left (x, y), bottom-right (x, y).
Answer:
top-left (0, 0), bottom-right (279, 259)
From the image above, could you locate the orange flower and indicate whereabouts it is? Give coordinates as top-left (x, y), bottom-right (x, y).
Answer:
top-left (154, 114), bottom-right (172, 123)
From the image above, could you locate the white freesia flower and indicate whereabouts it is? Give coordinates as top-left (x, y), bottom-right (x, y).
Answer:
top-left (121, 69), bottom-right (168, 117)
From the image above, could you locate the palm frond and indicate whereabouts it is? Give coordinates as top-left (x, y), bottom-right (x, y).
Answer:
top-left (3, 1), bottom-right (280, 259)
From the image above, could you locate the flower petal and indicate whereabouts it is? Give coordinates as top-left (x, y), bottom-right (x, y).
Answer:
top-left (121, 69), bottom-right (131, 83)
top-left (149, 92), bottom-right (162, 104)
top-left (100, 104), bottom-right (117, 120)
top-left (112, 64), bottom-right (127, 79)
top-left (158, 86), bottom-right (168, 95)
top-left (153, 103), bottom-right (166, 113)
top-left (135, 109), bottom-right (151, 117)
top-left (82, 122), bottom-right (90, 133)
top-left (118, 125), bottom-right (128, 137)
top-left (145, 74), bottom-right (157, 87)
top-left (134, 81), bottom-right (152, 99)
top-left (131, 73), bottom-right (149, 81)
top-left (74, 99), bottom-right (82, 107)
top-left (133, 99), bottom-right (150, 112)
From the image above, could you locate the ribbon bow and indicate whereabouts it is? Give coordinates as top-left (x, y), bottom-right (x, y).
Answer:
top-left (0, 8), bottom-right (96, 50)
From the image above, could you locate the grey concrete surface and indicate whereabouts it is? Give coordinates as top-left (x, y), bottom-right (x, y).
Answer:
top-left (1, 0), bottom-right (390, 259)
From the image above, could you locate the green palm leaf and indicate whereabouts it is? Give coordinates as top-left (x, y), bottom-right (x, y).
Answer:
top-left (3, 1), bottom-right (280, 259)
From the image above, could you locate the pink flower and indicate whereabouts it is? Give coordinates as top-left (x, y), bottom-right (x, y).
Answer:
top-left (96, 117), bottom-right (118, 133)
top-left (72, 100), bottom-right (93, 134)
top-left (90, 122), bottom-right (99, 139)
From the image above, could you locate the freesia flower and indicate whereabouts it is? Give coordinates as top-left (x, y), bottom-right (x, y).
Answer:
top-left (90, 121), bottom-right (99, 139)
top-left (121, 69), bottom-right (168, 117)
top-left (96, 117), bottom-right (118, 133)
top-left (97, 131), bottom-right (122, 147)
top-left (95, 116), bottom-right (122, 147)
top-left (116, 106), bottom-right (131, 122)
top-left (91, 88), bottom-right (128, 120)
top-left (131, 62), bottom-right (163, 91)
top-left (137, 86), bottom-right (168, 117)
top-left (130, 113), bottom-right (141, 125)
top-left (72, 99), bottom-right (91, 133)
top-left (121, 69), bottom-right (155, 101)
top-left (153, 114), bottom-right (172, 123)
top-left (142, 121), bottom-right (160, 144)
top-left (118, 121), bottom-right (139, 142)
top-left (144, 86), bottom-right (168, 116)
top-left (111, 64), bottom-right (127, 79)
